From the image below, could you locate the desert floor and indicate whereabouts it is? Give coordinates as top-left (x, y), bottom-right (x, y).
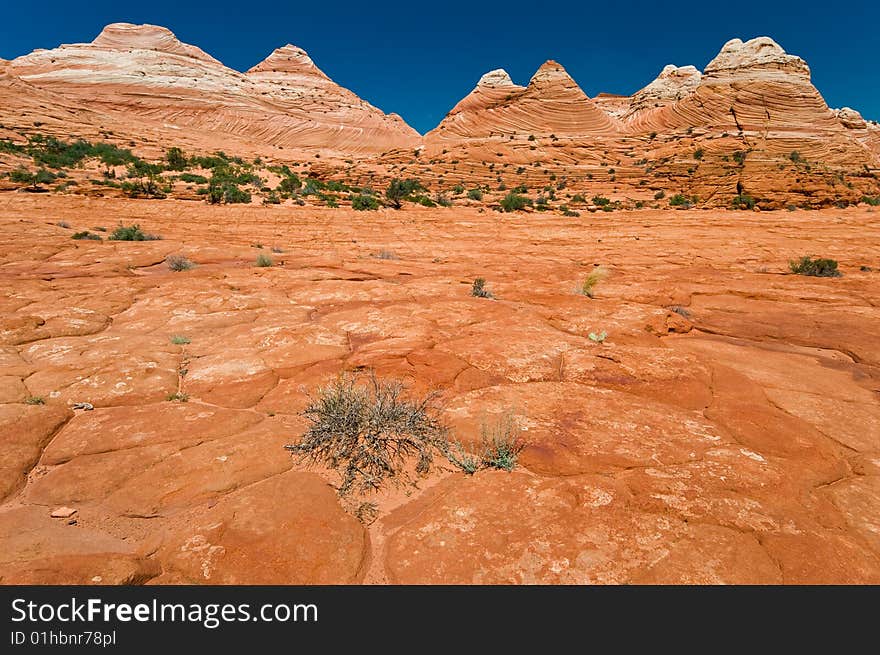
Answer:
top-left (1, 194), bottom-right (879, 584)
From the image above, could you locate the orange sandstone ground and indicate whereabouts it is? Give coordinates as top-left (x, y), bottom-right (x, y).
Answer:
top-left (1, 193), bottom-right (879, 584)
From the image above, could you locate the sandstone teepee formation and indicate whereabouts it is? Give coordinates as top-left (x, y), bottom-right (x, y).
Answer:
top-left (1, 26), bottom-right (878, 205)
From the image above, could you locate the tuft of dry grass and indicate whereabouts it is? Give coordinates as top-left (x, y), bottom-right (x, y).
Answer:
top-left (581, 266), bottom-right (608, 298)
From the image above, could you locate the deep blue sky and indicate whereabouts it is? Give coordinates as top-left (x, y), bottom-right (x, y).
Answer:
top-left (1, 0), bottom-right (877, 133)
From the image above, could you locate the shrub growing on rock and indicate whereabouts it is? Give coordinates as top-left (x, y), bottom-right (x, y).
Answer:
top-left (72, 231), bottom-right (101, 241)
top-left (351, 193), bottom-right (379, 211)
top-left (789, 256), bottom-right (841, 277)
top-left (108, 224), bottom-right (159, 241)
top-left (166, 255), bottom-right (195, 271)
top-left (285, 373), bottom-right (449, 496)
top-left (500, 191), bottom-right (531, 212)
top-left (471, 278), bottom-right (494, 298)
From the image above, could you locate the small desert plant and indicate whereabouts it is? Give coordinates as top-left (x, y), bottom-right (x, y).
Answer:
top-left (255, 253), bottom-right (274, 267)
top-left (581, 267), bottom-right (608, 298)
top-left (588, 331), bottom-right (607, 343)
top-left (166, 392), bottom-right (189, 402)
top-left (108, 224), bottom-right (159, 241)
top-left (166, 255), bottom-right (195, 271)
top-left (500, 191), bottom-right (531, 212)
top-left (467, 188), bottom-right (483, 201)
top-left (445, 440), bottom-right (482, 474)
top-left (25, 396), bottom-right (45, 405)
top-left (789, 151), bottom-right (802, 163)
top-left (471, 277), bottom-right (494, 298)
top-left (170, 335), bottom-right (191, 345)
top-left (285, 373), bottom-right (449, 496)
top-left (789, 256), bottom-right (841, 277)
top-left (694, 148), bottom-right (704, 160)
top-left (654, 190), bottom-right (666, 200)
top-left (669, 194), bottom-right (693, 208)
top-left (478, 414), bottom-right (524, 471)
top-left (373, 250), bottom-right (398, 260)
top-left (72, 231), bottom-right (101, 241)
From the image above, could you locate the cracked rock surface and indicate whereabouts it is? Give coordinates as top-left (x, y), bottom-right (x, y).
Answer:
top-left (1, 194), bottom-right (878, 584)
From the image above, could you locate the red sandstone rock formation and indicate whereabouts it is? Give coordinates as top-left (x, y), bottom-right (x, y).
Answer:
top-left (8, 23), bottom-right (420, 156)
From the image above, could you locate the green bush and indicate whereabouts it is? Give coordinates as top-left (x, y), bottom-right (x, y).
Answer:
top-left (467, 188), bottom-right (483, 201)
top-left (694, 148), bottom-right (704, 160)
top-left (789, 256), bottom-right (841, 277)
top-left (500, 192), bottom-right (531, 212)
top-left (591, 195), bottom-right (611, 206)
top-left (351, 193), bottom-right (379, 210)
top-left (71, 231), bottom-right (101, 241)
top-left (789, 151), bottom-right (802, 163)
top-left (732, 193), bottom-right (757, 210)
top-left (385, 178), bottom-right (425, 209)
top-left (165, 147), bottom-right (188, 171)
top-left (669, 194), bottom-right (695, 208)
top-left (255, 253), bottom-right (274, 267)
top-left (108, 224), bottom-right (159, 241)
top-left (861, 195), bottom-right (880, 206)
top-left (179, 172), bottom-right (208, 184)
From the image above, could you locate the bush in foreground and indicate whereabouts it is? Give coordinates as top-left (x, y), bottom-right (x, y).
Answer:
top-left (285, 373), bottom-right (449, 496)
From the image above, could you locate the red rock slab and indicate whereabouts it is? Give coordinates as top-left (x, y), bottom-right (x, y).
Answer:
top-left (107, 417), bottom-right (297, 517)
top-left (760, 531), bottom-right (880, 584)
top-left (255, 359), bottom-right (344, 415)
top-left (286, 279), bottom-right (411, 306)
top-left (689, 293), bottom-right (880, 366)
top-left (184, 350), bottom-right (277, 408)
top-left (384, 472), bottom-right (779, 584)
top-left (0, 375), bottom-right (28, 403)
top-left (21, 333), bottom-right (179, 407)
top-left (629, 524), bottom-right (781, 584)
top-left (822, 476), bottom-right (880, 555)
top-left (0, 346), bottom-right (34, 377)
top-left (559, 345), bottom-right (713, 410)
top-left (437, 321), bottom-right (586, 383)
top-left (444, 382), bottom-right (725, 476)
top-left (0, 403), bottom-right (71, 501)
top-left (40, 401), bottom-right (263, 464)
top-left (0, 506), bottom-right (158, 584)
top-left (156, 470), bottom-right (366, 584)
top-left (672, 336), bottom-right (880, 454)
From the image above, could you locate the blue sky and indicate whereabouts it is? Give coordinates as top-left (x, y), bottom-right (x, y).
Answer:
top-left (1, 0), bottom-right (877, 133)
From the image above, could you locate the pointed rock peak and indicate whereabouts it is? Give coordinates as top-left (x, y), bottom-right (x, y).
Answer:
top-left (91, 23), bottom-right (221, 64)
top-left (704, 36), bottom-right (809, 80)
top-left (477, 69), bottom-right (515, 87)
top-left (529, 60), bottom-right (575, 85)
top-left (247, 44), bottom-right (327, 79)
